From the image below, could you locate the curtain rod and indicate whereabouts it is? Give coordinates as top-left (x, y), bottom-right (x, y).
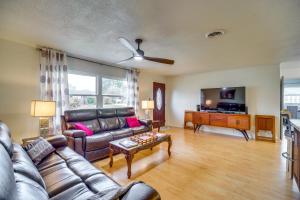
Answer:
top-left (36, 48), bottom-right (130, 71)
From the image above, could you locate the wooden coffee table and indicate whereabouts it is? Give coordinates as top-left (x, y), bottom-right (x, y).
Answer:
top-left (109, 132), bottom-right (172, 178)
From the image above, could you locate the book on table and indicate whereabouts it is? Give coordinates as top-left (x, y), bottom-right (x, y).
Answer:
top-left (119, 140), bottom-right (138, 148)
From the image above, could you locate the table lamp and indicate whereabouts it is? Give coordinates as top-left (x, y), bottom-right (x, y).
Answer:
top-left (142, 99), bottom-right (154, 120)
top-left (31, 100), bottom-right (56, 137)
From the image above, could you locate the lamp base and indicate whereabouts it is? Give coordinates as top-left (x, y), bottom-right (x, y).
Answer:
top-left (144, 109), bottom-right (151, 120)
top-left (39, 118), bottom-right (49, 138)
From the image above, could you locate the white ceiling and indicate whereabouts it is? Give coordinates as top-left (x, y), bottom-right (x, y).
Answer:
top-left (1, 0), bottom-right (300, 76)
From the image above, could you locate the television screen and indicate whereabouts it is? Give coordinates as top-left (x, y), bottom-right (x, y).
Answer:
top-left (200, 87), bottom-right (246, 113)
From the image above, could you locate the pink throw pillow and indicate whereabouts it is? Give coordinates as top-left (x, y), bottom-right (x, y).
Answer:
top-left (74, 122), bottom-right (93, 136)
top-left (126, 117), bottom-right (141, 128)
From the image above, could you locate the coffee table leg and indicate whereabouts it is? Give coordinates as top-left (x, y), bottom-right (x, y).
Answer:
top-left (109, 144), bottom-right (113, 167)
top-left (168, 138), bottom-right (172, 157)
top-left (125, 153), bottom-right (134, 178)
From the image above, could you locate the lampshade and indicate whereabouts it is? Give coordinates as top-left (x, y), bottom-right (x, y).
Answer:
top-left (142, 100), bottom-right (154, 110)
top-left (31, 100), bottom-right (56, 117)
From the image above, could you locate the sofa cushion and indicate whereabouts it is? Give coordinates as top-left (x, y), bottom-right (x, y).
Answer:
top-left (98, 117), bottom-right (120, 131)
top-left (0, 122), bottom-right (13, 157)
top-left (85, 132), bottom-right (113, 151)
top-left (64, 109), bottom-right (97, 122)
top-left (50, 183), bottom-right (95, 200)
top-left (67, 119), bottom-right (101, 133)
top-left (110, 128), bottom-right (133, 140)
top-left (116, 107), bottom-right (135, 117)
top-left (118, 117), bottom-right (127, 128)
top-left (37, 152), bottom-right (65, 171)
top-left (0, 144), bottom-right (17, 200)
top-left (97, 108), bottom-right (116, 118)
top-left (130, 125), bottom-right (149, 135)
top-left (14, 173), bottom-right (48, 200)
top-left (41, 164), bottom-right (82, 197)
top-left (12, 143), bottom-right (46, 189)
top-left (85, 173), bottom-right (120, 193)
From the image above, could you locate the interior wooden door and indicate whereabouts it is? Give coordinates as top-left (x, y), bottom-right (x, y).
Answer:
top-left (153, 82), bottom-right (165, 126)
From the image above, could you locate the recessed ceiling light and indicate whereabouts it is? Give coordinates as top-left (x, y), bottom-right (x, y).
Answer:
top-left (205, 30), bottom-right (225, 39)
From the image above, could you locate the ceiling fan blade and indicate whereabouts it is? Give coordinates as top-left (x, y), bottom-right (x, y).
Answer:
top-left (143, 56), bottom-right (175, 65)
top-left (118, 37), bottom-right (138, 55)
top-left (116, 56), bottom-right (134, 64)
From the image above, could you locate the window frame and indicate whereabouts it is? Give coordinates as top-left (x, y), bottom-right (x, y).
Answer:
top-left (68, 71), bottom-right (98, 109)
top-left (67, 71), bottom-right (128, 109)
top-left (101, 76), bottom-right (128, 108)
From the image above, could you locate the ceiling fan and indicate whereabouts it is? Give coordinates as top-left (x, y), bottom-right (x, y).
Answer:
top-left (117, 37), bottom-right (175, 65)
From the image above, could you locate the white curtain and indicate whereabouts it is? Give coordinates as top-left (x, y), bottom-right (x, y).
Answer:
top-left (127, 69), bottom-right (140, 115)
top-left (39, 48), bottom-right (69, 135)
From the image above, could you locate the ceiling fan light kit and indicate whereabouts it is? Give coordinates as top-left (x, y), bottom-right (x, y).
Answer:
top-left (117, 37), bottom-right (175, 65)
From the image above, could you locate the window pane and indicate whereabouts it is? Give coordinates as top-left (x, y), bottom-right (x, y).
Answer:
top-left (103, 96), bottom-right (127, 108)
top-left (68, 74), bottom-right (96, 95)
top-left (69, 96), bottom-right (97, 109)
top-left (102, 77), bottom-right (127, 96)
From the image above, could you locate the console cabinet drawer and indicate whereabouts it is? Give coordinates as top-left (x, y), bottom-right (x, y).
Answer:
top-left (192, 112), bottom-right (209, 125)
top-left (210, 114), bottom-right (227, 127)
top-left (228, 115), bottom-right (250, 130)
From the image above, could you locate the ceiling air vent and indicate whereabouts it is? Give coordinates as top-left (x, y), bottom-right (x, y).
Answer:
top-left (205, 30), bottom-right (225, 39)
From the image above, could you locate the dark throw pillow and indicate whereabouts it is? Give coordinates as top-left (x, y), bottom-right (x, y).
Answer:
top-left (24, 137), bottom-right (55, 165)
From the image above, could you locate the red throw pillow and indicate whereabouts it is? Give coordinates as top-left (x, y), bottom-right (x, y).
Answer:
top-left (126, 117), bottom-right (141, 128)
top-left (74, 122), bottom-right (93, 136)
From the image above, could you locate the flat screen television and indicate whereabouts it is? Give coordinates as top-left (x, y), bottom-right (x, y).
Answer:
top-left (200, 87), bottom-right (246, 113)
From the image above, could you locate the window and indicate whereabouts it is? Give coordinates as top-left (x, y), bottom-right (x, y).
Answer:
top-left (67, 73), bottom-right (128, 109)
top-left (102, 77), bottom-right (128, 108)
top-left (68, 74), bottom-right (97, 109)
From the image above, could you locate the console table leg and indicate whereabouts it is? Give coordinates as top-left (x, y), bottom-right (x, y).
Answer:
top-left (237, 129), bottom-right (249, 141)
top-left (168, 138), bottom-right (172, 157)
top-left (125, 153), bottom-right (134, 179)
top-left (109, 145), bottom-right (114, 167)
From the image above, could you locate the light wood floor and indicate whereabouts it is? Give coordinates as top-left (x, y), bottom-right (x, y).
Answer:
top-left (93, 128), bottom-right (300, 200)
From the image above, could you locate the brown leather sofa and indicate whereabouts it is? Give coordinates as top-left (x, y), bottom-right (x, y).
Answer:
top-left (62, 107), bottom-right (152, 161)
top-left (0, 122), bottom-right (160, 200)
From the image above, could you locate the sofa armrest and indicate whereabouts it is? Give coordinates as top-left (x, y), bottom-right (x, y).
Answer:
top-left (63, 129), bottom-right (86, 138)
top-left (63, 129), bottom-right (86, 157)
top-left (121, 183), bottom-right (160, 200)
top-left (139, 119), bottom-right (152, 127)
top-left (47, 135), bottom-right (68, 148)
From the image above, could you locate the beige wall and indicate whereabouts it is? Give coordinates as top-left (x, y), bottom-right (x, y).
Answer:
top-left (138, 71), bottom-right (167, 119)
top-left (0, 39), bottom-right (40, 143)
top-left (166, 65), bottom-right (280, 138)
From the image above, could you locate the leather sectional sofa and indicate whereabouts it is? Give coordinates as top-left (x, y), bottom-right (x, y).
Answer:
top-left (61, 107), bottom-right (152, 161)
top-left (0, 122), bottom-right (160, 200)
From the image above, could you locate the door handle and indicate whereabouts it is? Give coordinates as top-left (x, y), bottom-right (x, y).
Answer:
top-left (282, 152), bottom-right (296, 162)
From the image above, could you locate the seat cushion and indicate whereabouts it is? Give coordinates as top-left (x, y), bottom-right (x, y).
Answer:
top-left (130, 125), bottom-right (149, 135)
top-left (110, 128), bottom-right (133, 140)
top-left (50, 183), bottom-right (95, 200)
top-left (85, 132), bottom-right (113, 151)
top-left (37, 152), bottom-right (65, 171)
top-left (41, 163), bottom-right (82, 197)
top-left (85, 173), bottom-right (120, 193)
top-left (14, 173), bottom-right (49, 200)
